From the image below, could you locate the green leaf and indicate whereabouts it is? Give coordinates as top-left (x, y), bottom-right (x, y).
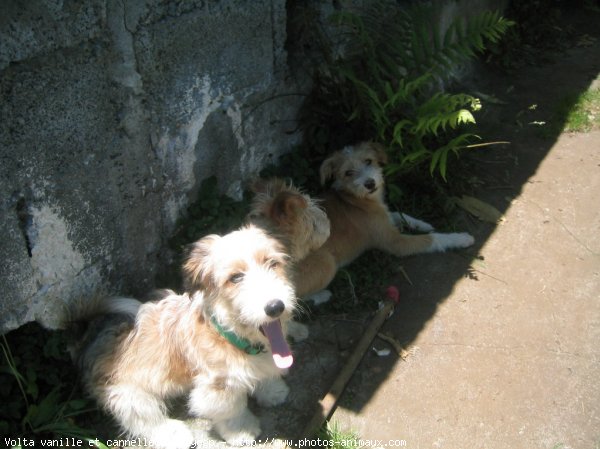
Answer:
top-left (392, 120), bottom-right (411, 147)
top-left (439, 149), bottom-right (449, 180)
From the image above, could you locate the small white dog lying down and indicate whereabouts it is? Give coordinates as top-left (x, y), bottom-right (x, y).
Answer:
top-left (69, 225), bottom-right (303, 448)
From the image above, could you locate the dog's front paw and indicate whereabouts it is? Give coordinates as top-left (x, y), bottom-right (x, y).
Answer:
top-left (254, 377), bottom-right (290, 407)
top-left (287, 321), bottom-right (309, 342)
top-left (150, 419), bottom-right (195, 449)
top-left (307, 289), bottom-right (332, 305)
top-left (187, 418), bottom-right (211, 445)
top-left (216, 410), bottom-right (261, 446)
top-left (430, 232), bottom-right (474, 251)
top-left (452, 232), bottom-right (475, 248)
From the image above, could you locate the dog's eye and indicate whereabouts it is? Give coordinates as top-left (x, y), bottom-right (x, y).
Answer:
top-left (365, 159), bottom-right (372, 166)
top-left (229, 273), bottom-right (245, 284)
top-left (344, 170), bottom-right (355, 177)
top-left (268, 259), bottom-right (280, 270)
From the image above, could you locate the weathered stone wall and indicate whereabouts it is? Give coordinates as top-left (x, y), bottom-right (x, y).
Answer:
top-left (0, 0), bottom-right (305, 332)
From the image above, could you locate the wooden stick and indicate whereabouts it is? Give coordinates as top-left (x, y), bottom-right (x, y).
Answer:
top-left (301, 286), bottom-right (400, 438)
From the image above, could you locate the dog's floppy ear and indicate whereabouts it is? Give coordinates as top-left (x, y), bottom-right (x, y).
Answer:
top-left (369, 142), bottom-right (388, 166)
top-left (182, 234), bottom-right (220, 292)
top-left (270, 191), bottom-right (308, 225)
top-left (320, 154), bottom-right (339, 186)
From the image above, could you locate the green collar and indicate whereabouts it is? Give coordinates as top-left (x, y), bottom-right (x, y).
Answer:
top-left (210, 317), bottom-right (264, 355)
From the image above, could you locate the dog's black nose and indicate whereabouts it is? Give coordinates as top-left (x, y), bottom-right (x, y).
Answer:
top-left (364, 178), bottom-right (376, 191)
top-left (264, 299), bottom-right (285, 318)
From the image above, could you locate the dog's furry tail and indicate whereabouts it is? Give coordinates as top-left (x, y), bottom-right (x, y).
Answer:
top-left (61, 295), bottom-right (142, 328)
top-left (62, 295), bottom-right (142, 363)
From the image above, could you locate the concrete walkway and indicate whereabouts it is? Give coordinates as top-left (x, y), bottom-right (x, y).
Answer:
top-left (332, 130), bottom-right (600, 449)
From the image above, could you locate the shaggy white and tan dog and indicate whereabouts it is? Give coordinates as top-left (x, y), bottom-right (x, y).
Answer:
top-left (70, 225), bottom-right (300, 448)
top-left (295, 142), bottom-right (475, 302)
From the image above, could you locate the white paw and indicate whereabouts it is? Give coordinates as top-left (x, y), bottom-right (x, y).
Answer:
top-left (287, 321), bottom-right (309, 342)
top-left (254, 377), bottom-right (290, 407)
top-left (307, 289), bottom-right (332, 305)
top-left (187, 418), bottom-right (212, 444)
top-left (430, 232), bottom-right (474, 252)
top-left (215, 410), bottom-right (261, 446)
top-left (452, 232), bottom-right (475, 248)
top-left (150, 419), bottom-right (194, 449)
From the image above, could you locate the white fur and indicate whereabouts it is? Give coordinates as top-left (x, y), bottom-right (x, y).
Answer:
top-left (254, 377), bottom-right (290, 407)
top-left (307, 289), bottom-right (333, 305)
top-left (150, 420), bottom-right (196, 449)
top-left (214, 408), bottom-right (261, 446)
top-left (286, 321), bottom-right (309, 342)
top-left (106, 297), bottom-right (142, 316)
top-left (429, 232), bottom-right (475, 252)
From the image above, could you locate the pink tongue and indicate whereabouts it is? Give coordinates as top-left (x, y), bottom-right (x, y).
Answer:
top-left (260, 320), bottom-right (293, 369)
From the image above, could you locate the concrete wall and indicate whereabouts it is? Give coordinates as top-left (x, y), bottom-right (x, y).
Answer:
top-left (0, 0), bottom-right (305, 333)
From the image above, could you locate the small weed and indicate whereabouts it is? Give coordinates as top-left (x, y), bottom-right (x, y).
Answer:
top-left (318, 420), bottom-right (360, 448)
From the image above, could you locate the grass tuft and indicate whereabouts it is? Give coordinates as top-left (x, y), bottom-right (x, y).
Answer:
top-left (318, 420), bottom-right (360, 448)
top-left (562, 88), bottom-right (600, 132)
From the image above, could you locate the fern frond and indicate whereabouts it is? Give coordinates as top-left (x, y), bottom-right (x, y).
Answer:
top-left (413, 109), bottom-right (476, 136)
top-left (409, 8), bottom-right (514, 80)
top-left (417, 92), bottom-right (480, 118)
top-left (383, 73), bottom-right (432, 109)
